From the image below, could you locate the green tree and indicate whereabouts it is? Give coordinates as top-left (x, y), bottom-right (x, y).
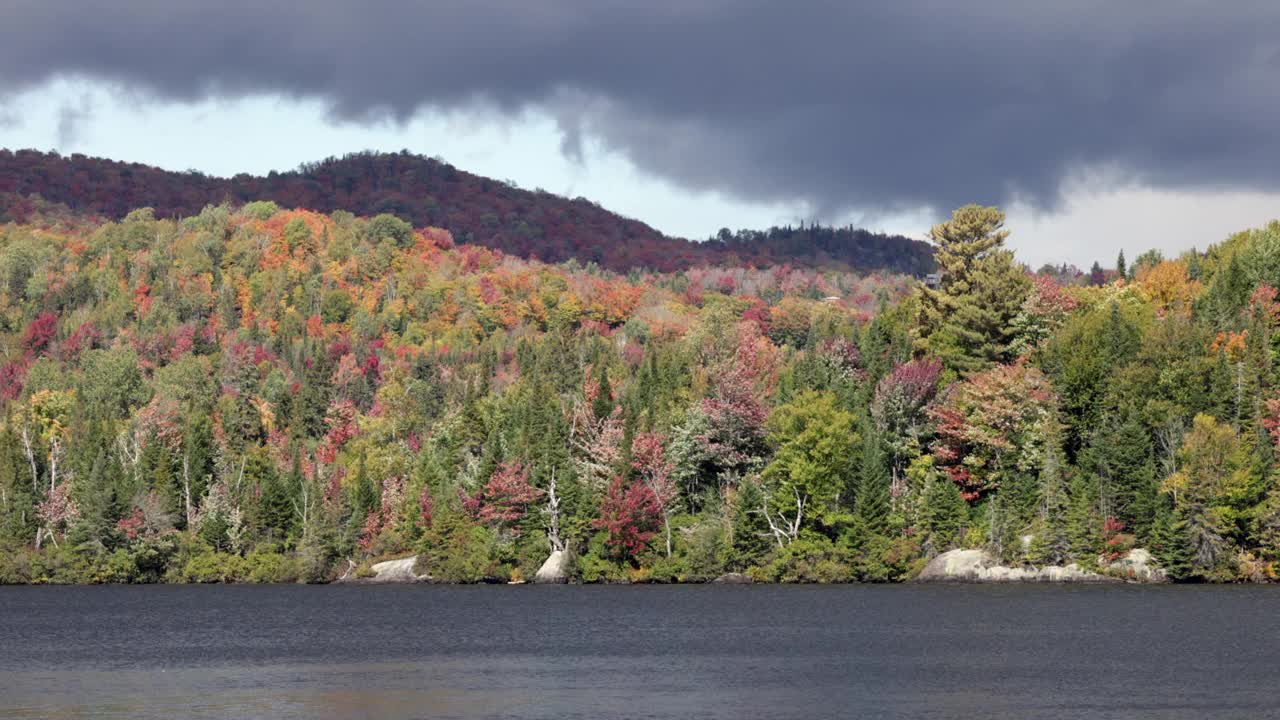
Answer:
top-left (1160, 414), bottom-right (1258, 574)
top-left (760, 391), bottom-right (857, 539)
top-left (916, 205), bottom-right (1031, 374)
top-left (918, 457), bottom-right (968, 554)
top-left (1150, 500), bottom-right (1195, 581)
top-left (850, 418), bottom-right (890, 541)
top-left (1066, 474), bottom-right (1100, 563)
top-left (725, 477), bottom-right (773, 568)
top-left (1028, 441), bottom-right (1070, 565)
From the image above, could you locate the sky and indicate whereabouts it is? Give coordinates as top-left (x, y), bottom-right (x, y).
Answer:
top-left (3, 2), bottom-right (1280, 268)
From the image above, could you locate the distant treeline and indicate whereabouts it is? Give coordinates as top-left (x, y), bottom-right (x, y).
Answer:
top-left (0, 149), bottom-right (936, 275)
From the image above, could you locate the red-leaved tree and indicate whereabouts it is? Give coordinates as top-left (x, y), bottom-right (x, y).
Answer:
top-left (631, 432), bottom-right (678, 557)
top-left (594, 476), bottom-right (663, 562)
top-left (929, 363), bottom-right (1058, 501)
top-left (871, 358), bottom-right (942, 503)
top-left (463, 461), bottom-right (544, 537)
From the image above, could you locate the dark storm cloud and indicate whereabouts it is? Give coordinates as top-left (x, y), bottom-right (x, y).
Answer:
top-left (3, 1), bottom-right (1280, 216)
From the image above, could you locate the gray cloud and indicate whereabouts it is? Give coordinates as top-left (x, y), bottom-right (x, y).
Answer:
top-left (55, 93), bottom-right (91, 147)
top-left (3, 1), bottom-right (1280, 219)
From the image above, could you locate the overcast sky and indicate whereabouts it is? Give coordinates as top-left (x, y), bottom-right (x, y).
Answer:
top-left (3, 1), bottom-right (1280, 268)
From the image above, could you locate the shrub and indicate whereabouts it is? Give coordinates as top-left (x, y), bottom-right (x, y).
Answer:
top-left (244, 551), bottom-right (303, 583)
top-left (760, 534), bottom-right (853, 583)
top-left (179, 552), bottom-right (245, 583)
top-left (577, 532), bottom-right (630, 583)
top-left (416, 511), bottom-right (502, 583)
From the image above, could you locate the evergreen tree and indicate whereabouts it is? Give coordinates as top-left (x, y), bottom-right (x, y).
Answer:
top-left (851, 418), bottom-right (891, 541)
top-left (1089, 261), bottom-right (1106, 286)
top-left (916, 205), bottom-right (1031, 374)
top-left (1116, 249), bottom-right (1127, 280)
top-left (1081, 413), bottom-right (1156, 540)
top-left (295, 345), bottom-right (334, 438)
top-left (726, 478), bottom-right (772, 570)
top-left (351, 452), bottom-right (377, 523)
top-left (1028, 442), bottom-right (1070, 566)
top-left (921, 468), bottom-right (967, 554)
top-left (1066, 474), bottom-right (1100, 563)
top-left (256, 453), bottom-right (296, 542)
top-left (591, 362), bottom-right (614, 421)
top-left (1150, 500), bottom-right (1195, 581)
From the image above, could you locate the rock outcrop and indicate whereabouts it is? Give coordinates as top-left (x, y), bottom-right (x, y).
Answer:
top-left (916, 548), bottom-right (1128, 583)
top-left (1106, 549), bottom-right (1166, 583)
top-left (533, 550), bottom-right (571, 584)
top-left (712, 572), bottom-right (754, 584)
top-left (340, 556), bottom-right (430, 583)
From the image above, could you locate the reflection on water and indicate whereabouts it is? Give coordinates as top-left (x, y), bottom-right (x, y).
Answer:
top-left (0, 584), bottom-right (1278, 719)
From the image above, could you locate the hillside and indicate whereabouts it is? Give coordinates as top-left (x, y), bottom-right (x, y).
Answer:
top-left (3, 198), bottom-right (1280, 585)
top-left (0, 149), bottom-right (935, 275)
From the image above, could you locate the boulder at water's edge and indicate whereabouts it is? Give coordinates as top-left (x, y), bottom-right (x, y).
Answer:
top-left (533, 550), bottom-right (571, 584)
top-left (362, 556), bottom-right (430, 583)
top-left (916, 549), bottom-right (1134, 583)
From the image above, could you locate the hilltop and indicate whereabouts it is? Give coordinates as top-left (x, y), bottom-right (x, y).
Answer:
top-left (0, 149), bottom-right (935, 275)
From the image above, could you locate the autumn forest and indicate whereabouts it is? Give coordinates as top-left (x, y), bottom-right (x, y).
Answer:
top-left (1, 152), bottom-right (1278, 585)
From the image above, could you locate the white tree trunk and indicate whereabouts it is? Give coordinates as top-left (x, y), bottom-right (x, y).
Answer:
top-left (21, 424), bottom-right (38, 492)
top-left (544, 468), bottom-right (564, 552)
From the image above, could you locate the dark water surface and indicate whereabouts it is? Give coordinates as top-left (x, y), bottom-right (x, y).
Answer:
top-left (0, 584), bottom-right (1277, 719)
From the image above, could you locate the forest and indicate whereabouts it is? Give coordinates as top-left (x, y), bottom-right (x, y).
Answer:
top-left (0, 149), bottom-right (936, 275)
top-left (0, 196), bottom-right (1278, 584)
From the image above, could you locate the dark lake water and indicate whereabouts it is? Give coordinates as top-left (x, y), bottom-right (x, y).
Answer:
top-left (1, 584), bottom-right (1278, 719)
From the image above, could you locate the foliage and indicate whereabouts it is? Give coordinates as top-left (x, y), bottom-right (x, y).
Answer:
top-left (4, 192), bottom-right (1280, 585)
top-left (0, 150), bottom-right (935, 275)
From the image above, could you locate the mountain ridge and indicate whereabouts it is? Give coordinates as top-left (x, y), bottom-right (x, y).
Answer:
top-left (0, 148), bottom-right (935, 275)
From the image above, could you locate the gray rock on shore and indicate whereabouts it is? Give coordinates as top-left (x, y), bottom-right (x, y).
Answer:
top-left (337, 556), bottom-right (430, 583)
top-left (916, 548), bottom-right (1161, 583)
top-left (533, 550), bottom-right (571, 583)
top-left (1107, 548), bottom-right (1165, 582)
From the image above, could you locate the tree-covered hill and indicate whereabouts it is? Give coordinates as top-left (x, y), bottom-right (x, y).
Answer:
top-left (0, 149), bottom-right (936, 275)
top-left (3, 197), bottom-right (1280, 585)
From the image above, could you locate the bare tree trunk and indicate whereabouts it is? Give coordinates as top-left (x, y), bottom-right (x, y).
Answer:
top-left (48, 437), bottom-right (60, 493)
top-left (1236, 361), bottom-right (1244, 430)
top-left (545, 468), bottom-right (564, 552)
top-left (21, 424), bottom-right (38, 492)
top-left (182, 453), bottom-right (194, 528)
top-left (662, 510), bottom-right (673, 558)
top-left (762, 488), bottom-right (805, 547)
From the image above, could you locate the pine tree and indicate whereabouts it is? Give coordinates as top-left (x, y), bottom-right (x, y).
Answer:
top-left (1088, 261), bottom-right (1106, 286)
top-left (1066, 474), bottom-right (1099, 563)
top-left (726, 478), bottom-right (772, 570)
top-left (256, 453), bottom-right (297, 542)
top-left (852, 419), bottom-right (890, 539)
top-left (916, 205), bottom-right (1030, 374)
top-left (1083, 412), bottom-right (1156, 540)
top-left (297, 345), bottom-right (334, 438)
top-left (1029, 442), bottom-right (1070, 566)
top-left (351, 452), bottom-right (377, 521)
top-left (1116, 249), bottom-right (1127, 281)
top-left (1202, 252), bottom-right (1250, 327)
top-left (1101, 301), bottom-right (1141, 366)
top-left (1151, 500), bottom-right (1195, 581)
top-left (591, 362), bottom-right (614, 421)
top-left (921, 469), bottom-right (967, 553)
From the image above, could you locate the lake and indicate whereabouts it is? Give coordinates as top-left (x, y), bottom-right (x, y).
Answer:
top-left (0, 584), bottom-right (1277, 719)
